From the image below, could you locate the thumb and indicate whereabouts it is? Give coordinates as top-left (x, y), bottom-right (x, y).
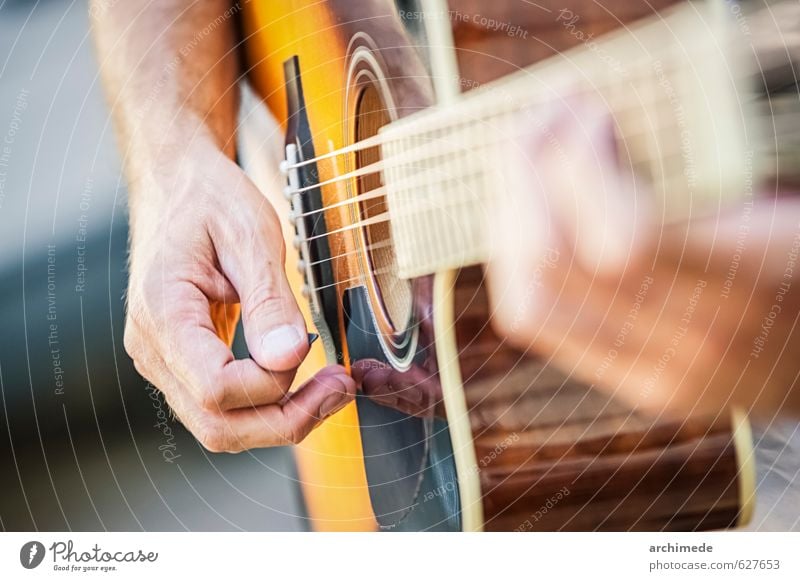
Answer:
top-left (240, 269), bottom-right (309, 372)
top-left (216, 194), bottom-right (309, 372)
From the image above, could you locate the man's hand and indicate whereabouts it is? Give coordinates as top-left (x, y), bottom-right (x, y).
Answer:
top-left (92, 0), bottom-right (354, 452)
top-left (124, 141), bottom-right (355, 452)
top-left (487, 99), bottom-right (800, 417)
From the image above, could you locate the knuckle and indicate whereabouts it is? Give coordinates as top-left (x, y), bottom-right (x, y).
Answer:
top-left (132, 358), bottom-right (148, 381)
top-left (223, 196), bottom-right (280, 249)
top-left (278, 416), bottom-right (307, 446)
top-left (123, 323), bottom-right (142, 360)
top-left (256, 200), bottom-right (282, 232)
top-left (191, 257), bottom-right (224, 289)
top-left (198, 374), bottom-right (227, 412)
top-left (158, 333), bottom-right (184, 374)
top-left (280, 427), bottom-right (302, 446)
top-left (195, 417), bottom-right (236, 453)
top-left (244, 281), bottom-right (291, 319)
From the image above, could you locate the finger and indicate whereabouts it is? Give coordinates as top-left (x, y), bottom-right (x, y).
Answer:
top-left (161, 280), bottom-right (296, 411)
top-left (548, 97), bottom-right (651, 276)
top-left (125, 321), bottom-right (190, 418)
top-left (125, 316), bottom-right (174, 384)
top-left (212, 178), bottom-right (308, 372)
top-left (131, 330), bottom-right (356, 451)
top-left (486, 109), bottom-right (560, 339)
top-left (179, 366), bottom-right (357, 452)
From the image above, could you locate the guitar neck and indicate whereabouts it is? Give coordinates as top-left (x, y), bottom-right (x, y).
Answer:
top-left (381, 1), bottom-right (780, 279)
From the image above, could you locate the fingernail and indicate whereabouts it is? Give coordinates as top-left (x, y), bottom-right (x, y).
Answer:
top-left (261, 325), bottom-right (306, 361)
top-left (319, 393), bottom-right (348, 418)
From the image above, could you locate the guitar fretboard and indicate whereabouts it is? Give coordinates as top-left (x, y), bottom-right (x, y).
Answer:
top-left (380, 1), bottom-right (780, 279)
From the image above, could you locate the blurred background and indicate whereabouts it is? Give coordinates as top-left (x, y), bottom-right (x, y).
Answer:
top-left (0, 0), bottom-right (307, 531)
top-left (1, 0), bottom-right (799, 532)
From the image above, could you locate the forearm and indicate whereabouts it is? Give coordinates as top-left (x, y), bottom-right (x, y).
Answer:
top-left (90, 0), bottom-right (240, 179)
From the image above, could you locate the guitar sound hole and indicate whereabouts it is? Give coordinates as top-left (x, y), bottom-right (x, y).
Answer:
top-left (355, 84), bottom-right (412, 333)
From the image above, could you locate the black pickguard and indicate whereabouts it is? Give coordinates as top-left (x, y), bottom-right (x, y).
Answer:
top-left (344, 285), bottom-right (459, 531)
top-left (283, 55), bottom-right (343, 362)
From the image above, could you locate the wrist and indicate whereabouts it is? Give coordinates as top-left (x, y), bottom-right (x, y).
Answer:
top-left (128, 107), bottom-right (233, 174)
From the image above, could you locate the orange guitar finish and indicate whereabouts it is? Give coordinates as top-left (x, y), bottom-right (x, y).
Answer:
top-left (242, 1), bottom-right (375, 532)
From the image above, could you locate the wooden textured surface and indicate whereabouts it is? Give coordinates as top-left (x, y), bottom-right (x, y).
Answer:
top-left (443, 0), bottom-right (745, 531)
top-left (453, 266), bottom-right (742, 530)
top-left (383, 0), bottom-right (758, 278)
top-left (448, 0), bottom-right (682, 87)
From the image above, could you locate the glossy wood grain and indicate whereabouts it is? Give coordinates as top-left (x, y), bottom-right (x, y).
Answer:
top-left (441, 0), bottom-right (747, 531)
top-left (448, 0), bottom-right (682, 87)
top-left (242, 0), bottom-right (375, 532)
top-left (452, 265), bottom-right (744, 530)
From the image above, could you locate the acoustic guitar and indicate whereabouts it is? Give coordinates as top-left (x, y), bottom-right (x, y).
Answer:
top-left (236, 0), bottom-right (793, 531)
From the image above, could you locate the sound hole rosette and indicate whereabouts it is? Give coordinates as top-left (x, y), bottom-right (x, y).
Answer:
top-left (345, 38), bottom-right (417, 368)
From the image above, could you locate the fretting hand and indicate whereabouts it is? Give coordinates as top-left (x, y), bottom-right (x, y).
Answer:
top-left (486, 98), bottom-right (800, 416)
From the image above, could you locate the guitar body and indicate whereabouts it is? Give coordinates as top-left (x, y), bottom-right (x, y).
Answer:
top-left (241, 0), bottom-right (454, 531)
top-left (240, 2), bottom-right (376, 531)
top-left (240, 0), bottom-right (755, 531)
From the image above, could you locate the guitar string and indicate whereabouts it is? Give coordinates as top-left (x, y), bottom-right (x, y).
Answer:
top-left (282, 88), bottom-right (788, 199)
top-left (280, 74), bottom-right (674, 171)
top-left (307, 239), bottom-right (394, 267)
top-left (293, 176), bottom-right (486, 270)
top-left (286, 89), bottom-right (798, 247)
top-left (285, 36), bottom-right (800, 259)
top-left (308, 264), bottom-right (399, 293)
top-left (292, 96), bottom-right (799, 282)
top-left (288, 125), bottom-right (726, 249)
top-left (285, 116), bottom-right (662, 199)
top-left (284, 96), bottom-right (654, 192)
top-left (281, 38), bottom-right (762, 173)
top-left (294, 186), bottom-right (387, 219)
top-left (282, 131), bottom-right (386, 171)
top-left (288, 158), bottom-right (386, 195)
top-left (295, 132), bottom-right (800, 289)
top-left (289, 208), bottom-right (405, 294)
top-left (301, 211), bottom-right (391, 243)
top-left (283, 24), bottom-right (799, 293)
